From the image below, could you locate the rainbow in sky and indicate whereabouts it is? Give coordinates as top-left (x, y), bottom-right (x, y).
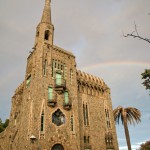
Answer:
top-left (81, 61), bottom-right (150, 71)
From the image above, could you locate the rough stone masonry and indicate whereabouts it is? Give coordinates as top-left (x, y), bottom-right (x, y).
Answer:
top-left (0, 0), bottom-right (119, 149)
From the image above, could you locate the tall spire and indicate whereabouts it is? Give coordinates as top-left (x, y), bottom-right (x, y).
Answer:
top-left (41, 0), bottom-right (52, 24)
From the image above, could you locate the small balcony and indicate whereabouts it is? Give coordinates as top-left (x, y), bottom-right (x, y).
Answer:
top-left (63, 91), bottom-right (72, 110)
top-left (47, 92), bottom-right (57, 107)
top-left (54, 78), bottom-right (66, 92)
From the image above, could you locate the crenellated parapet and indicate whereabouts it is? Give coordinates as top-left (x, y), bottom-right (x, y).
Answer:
top-left (77, 70), bottom-right (110, 96)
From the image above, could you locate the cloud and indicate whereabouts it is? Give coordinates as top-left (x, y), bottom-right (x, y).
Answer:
top-left (120, 139), bottom-right (150, 150)
top-left (119, 145), bottom-right (139, 150)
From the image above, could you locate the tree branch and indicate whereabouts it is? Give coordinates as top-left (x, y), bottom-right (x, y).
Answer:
top-left (123, 23), bottom-right (150, 43)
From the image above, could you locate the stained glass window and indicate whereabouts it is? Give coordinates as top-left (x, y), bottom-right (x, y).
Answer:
top-left (52, 109), bottom-right (65, 126)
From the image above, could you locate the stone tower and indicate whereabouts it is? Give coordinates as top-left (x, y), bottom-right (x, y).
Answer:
top-left (0, 0), bottom-right (119, 150)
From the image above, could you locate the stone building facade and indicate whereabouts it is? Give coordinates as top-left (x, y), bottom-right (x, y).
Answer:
top-left (0, 0), bottom-right (119, 150)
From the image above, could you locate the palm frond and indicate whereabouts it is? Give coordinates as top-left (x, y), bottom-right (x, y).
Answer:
top-left (126, 107), bottom-right (141, 125)
top-left (113, 106), bottom-right (141, 126)
top-left (113, 106), bottom-right (124, 124)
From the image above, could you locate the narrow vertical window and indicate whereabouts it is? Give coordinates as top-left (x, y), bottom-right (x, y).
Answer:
top-left (14, 112), bottom-right (17, 126)
top-left (87, 136), bottom-right (90, 143)
top-left (44, 30), bottom-right (49, 40)
top-left (71, 114), bottom-right (74, 131)
top-left (43, 59), bottom-right (47, 76)
top-left (70, 69), bottom-right (73, 84)
top-left (105, 109), bottom-right (111, 129)
top-left (108, 110), bottom-right (111, 128)
top-left (61, 65), bottom-right (63, 70)
top-left (108, 121), bottom-right (111, 128)
top-left (83, 104), bottom-right (86, 125)
top-left (107, 110), bottom-right (109, 118)
top-left (41, 110), bottom-right (44, 131)
top-left (84, 136), bottom-right (86, 143)
top-left (64, 64), bottom-right (67, 79)
top-left (52, 60), bottom-right (55, 77)
top-left (86, 104), bottom-right (89, 125)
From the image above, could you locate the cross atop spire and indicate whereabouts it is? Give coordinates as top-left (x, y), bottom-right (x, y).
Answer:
top-left (41, 0), bottom-right (52, 24)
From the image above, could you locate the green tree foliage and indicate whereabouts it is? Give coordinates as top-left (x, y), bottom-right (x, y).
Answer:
top-left (141, 69), bottom-right (150, 93)
top-left (0, 118), bottom-right (9, 133)
top-left (3, 119), bottom-right (9, 128)
top-left (0, 118), bottom-right (4, 133)
top-left (138, 140), bottom-right (150, 150)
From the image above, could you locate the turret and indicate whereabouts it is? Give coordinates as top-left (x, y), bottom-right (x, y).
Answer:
top-left (34, 0), bottom-right (54, 46)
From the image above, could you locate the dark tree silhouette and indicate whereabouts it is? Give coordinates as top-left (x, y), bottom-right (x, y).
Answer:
top-left (123, 23), bottom-right (150, 43)
top-left (0, 118), bottom-right (9, 133)
top-left (138, 140), bottom-right (150, 150)
top-left (0, 119), bottom-right (4, 133)
top-left (141, 69), bottom-right (150, 93)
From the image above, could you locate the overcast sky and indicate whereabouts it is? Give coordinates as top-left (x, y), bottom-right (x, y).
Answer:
top-left (0, 0), bottom-right (150, 149)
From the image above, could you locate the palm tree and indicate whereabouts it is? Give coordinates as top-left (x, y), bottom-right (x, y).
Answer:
top-left (113, 106), bottom-right (141, 150)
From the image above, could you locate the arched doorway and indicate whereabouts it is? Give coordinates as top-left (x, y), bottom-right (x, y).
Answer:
top-left (51, 144), bottom-right (64, 150)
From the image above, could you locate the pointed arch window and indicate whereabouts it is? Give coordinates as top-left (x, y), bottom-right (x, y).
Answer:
top-left (105, 108), bottom-right (111, 129)
top-left (40, 110), bottom-right (44, 131)
top-left (83, 103), bottom-right (89, 126)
